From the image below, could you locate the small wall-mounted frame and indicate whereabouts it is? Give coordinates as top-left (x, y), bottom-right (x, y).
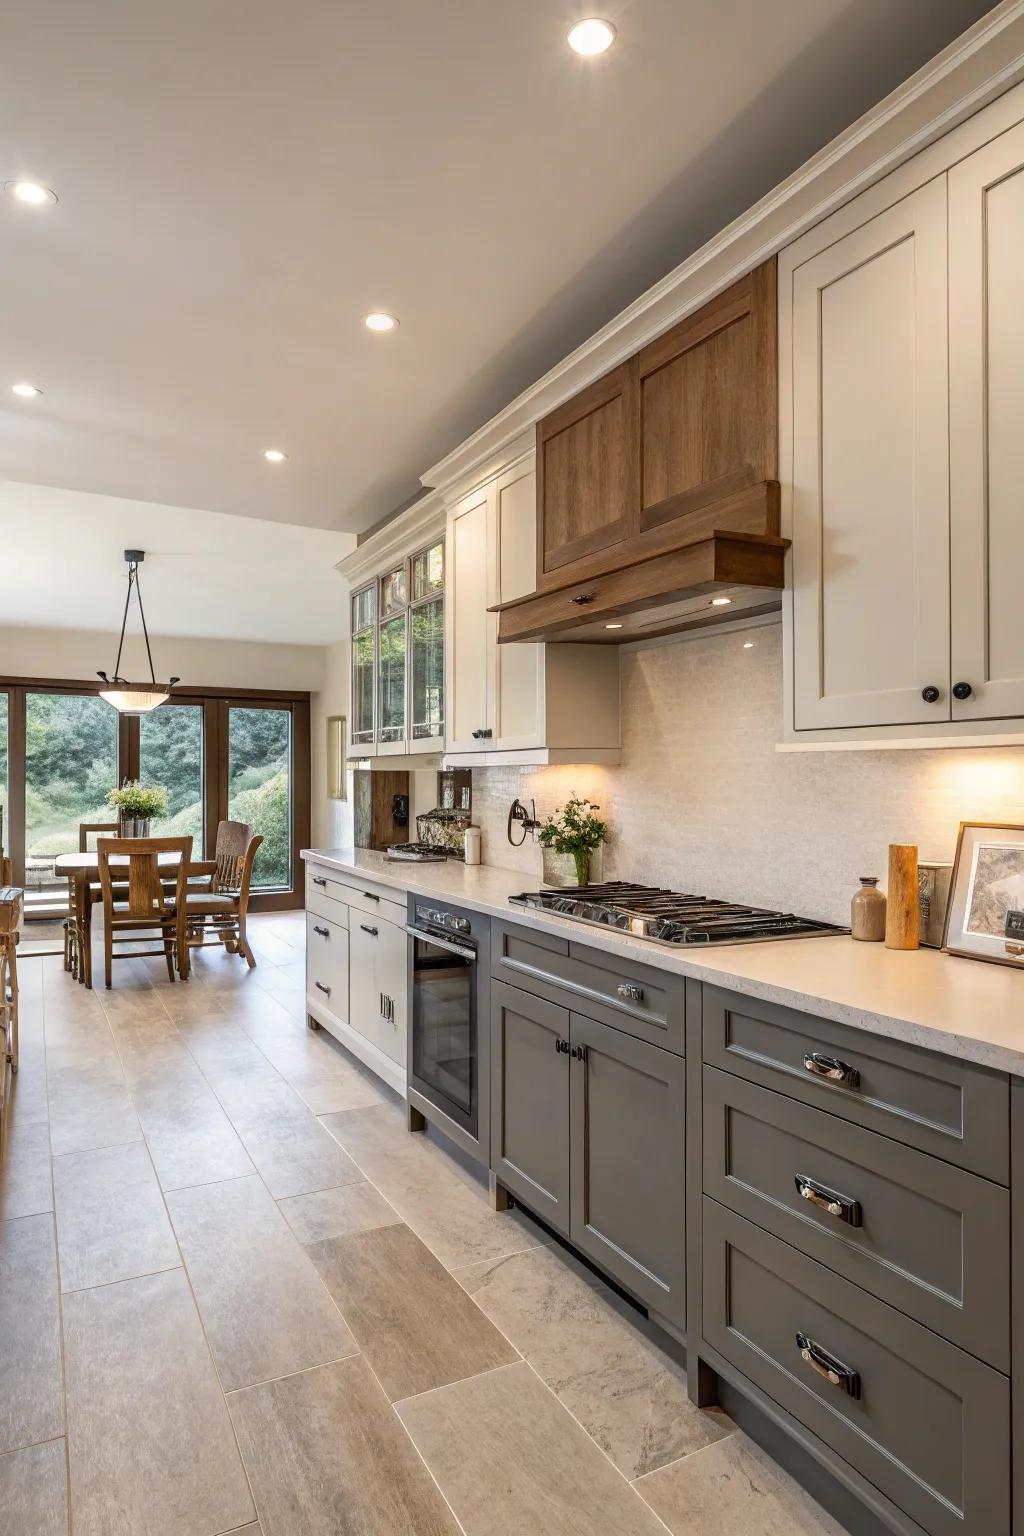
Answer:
top-left (327, 715), bottom-right (347, 800)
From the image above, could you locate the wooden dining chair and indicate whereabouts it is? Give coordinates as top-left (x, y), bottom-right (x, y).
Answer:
top-left (183, 825), bottom-right (263, 968)
top-left (95, 835), bottom-right (192, 988)
top-left (64, 821), bottom-right (121, 975)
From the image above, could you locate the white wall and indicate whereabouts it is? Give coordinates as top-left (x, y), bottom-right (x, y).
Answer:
top-left (311, 639), bottom-right (354, 849)
top-left (469, 623), bottom-right (1024, 926)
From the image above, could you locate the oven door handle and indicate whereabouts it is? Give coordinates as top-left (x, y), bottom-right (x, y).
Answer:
top-left (404, 925), bottom-right (477, 962)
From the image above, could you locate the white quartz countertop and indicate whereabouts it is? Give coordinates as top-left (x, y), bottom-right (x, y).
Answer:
top-left (302, 848), bottom-right (1024, 1076)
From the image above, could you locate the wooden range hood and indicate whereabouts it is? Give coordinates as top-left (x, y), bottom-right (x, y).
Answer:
top-left (493, 258), bottom-right (786, 645)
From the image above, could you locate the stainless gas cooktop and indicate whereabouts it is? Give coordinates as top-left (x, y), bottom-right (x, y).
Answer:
top-left (508, 881), bottom-right (847, 947)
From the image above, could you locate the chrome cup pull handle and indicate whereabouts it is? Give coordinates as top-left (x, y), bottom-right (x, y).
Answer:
top-left (803, 1051), bottom-right (860, 1089)
top-left (617, 983), bottom-right (644, 1002)
top-left (312, 924), bottom-right (330, 939)
top-left (794, 1175), bottom-right (862, 1227)
top-left (795, 1333), bottom-right (861, 1398)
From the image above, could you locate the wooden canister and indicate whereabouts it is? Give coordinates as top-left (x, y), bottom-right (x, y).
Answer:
top-left (885, 844), bottom-right (920, 950)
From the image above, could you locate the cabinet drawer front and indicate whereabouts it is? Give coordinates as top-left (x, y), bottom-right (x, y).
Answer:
top-left (349, 918), bottom-right (406, 1069)
top-left (703, 1202), bottom-right (1010, 1536)
top-left (490, 979), bottom-right (570, 1234)
top-left (305, 868), bottom-right (350, 927)
top-left (570, 1013), bottom-right (685, 1328)
top-left (492, 920), bottom-right (685, 1054)
top-left (306, 913), bottom-right (349, 1024)
top-left (702, 1066), bottom-right (1008, 1369)
top-left (702, 986), bottom-right (1008, 1182)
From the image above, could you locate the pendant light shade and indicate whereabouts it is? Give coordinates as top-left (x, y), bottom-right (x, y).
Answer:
top-left (97, 550), bottom-right (179, 714)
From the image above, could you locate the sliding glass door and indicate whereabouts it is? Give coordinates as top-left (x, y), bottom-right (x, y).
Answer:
top-left (227, 705), bottom-right (292, 890)
top-left (139, 703), bottom-right (204, 844)
top-left (24, 692), bottom-right (119, 914)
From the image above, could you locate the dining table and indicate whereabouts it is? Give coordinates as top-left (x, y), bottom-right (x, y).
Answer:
top-left (53, 850), bottom-right (184, 990)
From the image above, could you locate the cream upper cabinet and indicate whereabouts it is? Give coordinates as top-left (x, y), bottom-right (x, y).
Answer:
top-left (443, 447), bottom-right (619, 765)
top-left (788, 179), bottom-right (950, 731)
top-left (948, 120), bottom-right (1024, 723)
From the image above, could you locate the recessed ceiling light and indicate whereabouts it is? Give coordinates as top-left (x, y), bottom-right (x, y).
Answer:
top-left (710, 596), bottom-right (732, 607)
top-left (4, 180), bottom-right (58, 206)
top-left (567, 18), bottom-right (616, 55)
top-left (11, 381), bottom-right (42, 398)
top-left (604, 622), bottom-right (623, 630)
top-left (365, 312), bottom-right (398, 333)
top-left (743, 641), bottom-right (755, 649)
top-left (263, 448), bottom-right (287, 463)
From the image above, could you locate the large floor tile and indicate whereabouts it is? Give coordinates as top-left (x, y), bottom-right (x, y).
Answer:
top-left (166, 1175), bottom-right (358, 1391)
top-left (398, 1361), bottom-right (665, 1536)
top-left (53, 1139), bottom-right (180, 1292)
top-left (230, 1110), bottom-right (362, 1199)
top-left (321, 1104), bottom-right (544, 1268)
top-left (46, 1066), bottom-right (142, 1157)
top-left (278, 1181), bottom-right (400, 1245)
top-left (634, 1431), bottom-right (846, 1535)
top-left (0, 1214), bottom-right (64, 1454)
top-left (229, 1355), bottom-right (459, 1536)
top-left (308, 1221), bottom-right (516, 1401)
top-left (132, 1083), bottom-right (255, 1191)
top-left (0, 1439), bottom-right (69, 1536)
top-left (0, 1117), bottom-right (53, 1221)
top-left (63, 1268), bottom-right (255, 1536)
top-left (458, 1244), bottom-right (729, 1478)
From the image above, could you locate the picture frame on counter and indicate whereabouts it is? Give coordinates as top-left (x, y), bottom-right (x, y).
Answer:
top-left (943, 822), bottom-right (1024, 968)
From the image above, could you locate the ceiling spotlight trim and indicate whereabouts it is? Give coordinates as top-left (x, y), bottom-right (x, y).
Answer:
top-left (365, 312), bottom-right (399, 332)
top-left (263, 448), bottom-right (288, 462)
top-left (11, 382), bottom-right (42, 398)
top-left (97, 550), bottom-right (179, 715)
top-left (4, 180), bottom-right (58, 206)
top-left (567, 18), bottom-right (617, 55)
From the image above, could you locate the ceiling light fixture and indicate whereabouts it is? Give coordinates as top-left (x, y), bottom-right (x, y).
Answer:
top-left (743, 641), bottom-right (755, 649)
top-left (365, 312), bottom-right (398, 332)
top-left (263, 448), bottom-right (287, 463)
top-left (567, 18), bottom-right (616, 55)
top-left (604, 622), bottom-right (623, 630)
top-left (97, 551), bottom-right (179, 715)
top-left (710, 596), bottom-right (732, 607)
top-left (4, 180), bottom-right (58, 206)
top-left (11, 382), bottom-right (42, 398)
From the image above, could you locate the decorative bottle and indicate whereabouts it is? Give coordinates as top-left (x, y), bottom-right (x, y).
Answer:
top-left (850, 877), bottom-right (886, 942)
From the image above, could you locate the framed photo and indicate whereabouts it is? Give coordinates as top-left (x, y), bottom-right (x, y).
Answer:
top-left (943, 822), bottom-right (1024, 968)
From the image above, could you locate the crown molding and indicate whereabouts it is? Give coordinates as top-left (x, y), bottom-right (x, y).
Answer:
top-left (335, 489), bottom-right (444, 585)
top-left (422, 0), bottom-right (1024, 496)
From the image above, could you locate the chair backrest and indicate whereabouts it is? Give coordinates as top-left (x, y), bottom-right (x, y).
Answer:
top-left (237, 833), bottom-right (263, 904)
top-left (80, 821), bottom-right (119, 852)
top-left (96, 836), bottom-right (193, 919)
top-left (213, 820), bottom-right (252, 893)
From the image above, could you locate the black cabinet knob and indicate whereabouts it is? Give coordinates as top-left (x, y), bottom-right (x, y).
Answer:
top-left (921, 685), bottom-right (940, 703)
top-left (952, 681), bottom-right (973, 701)
top-left (569, 592), bottom-right (596, 606)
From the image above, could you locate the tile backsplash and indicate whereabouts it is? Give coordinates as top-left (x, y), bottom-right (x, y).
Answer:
top-left (470, 623), bottom-right (1024, 926)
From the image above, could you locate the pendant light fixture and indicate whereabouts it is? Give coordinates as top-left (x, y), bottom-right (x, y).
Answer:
top-left (97, 550), bottom-right (179, 714)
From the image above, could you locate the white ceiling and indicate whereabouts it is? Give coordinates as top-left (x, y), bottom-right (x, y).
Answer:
top-left (1, 0), bottom-right (996, 534)
top-left (0, 481), bottom-right (354, 643)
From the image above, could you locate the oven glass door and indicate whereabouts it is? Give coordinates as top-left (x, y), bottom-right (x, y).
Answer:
top-left (410, 931), bottom-right (477, 1136)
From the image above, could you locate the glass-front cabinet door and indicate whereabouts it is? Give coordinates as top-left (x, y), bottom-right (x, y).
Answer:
top-left (377, 612), bottom-right (408, 746)
top-left (410, 537), bottom-right (445, 746)
top-left (350, 584), bottom-right (377, 752)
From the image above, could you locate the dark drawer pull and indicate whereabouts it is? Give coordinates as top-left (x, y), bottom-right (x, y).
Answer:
top-left (362, 891), bottom-right (380, 902)
top-left (314, 981), bottom-right (331, 996)
top-left (312, 924), bottom-right (330, 939)
top-left (570, 1043), bottom-right (588, 1062)
top-left (617, 983), bottom-right (644, 1003)
top-left (569, 592), bottom-right (596, 606)
top-left (554, 1036), bottom-right (569, 1055)
top-left (359, 924), bottom-right (379, 937)
top-left (794, 1175), bottom-right (862, 1227)
top-left (803, 1051), bottom-right (860, 1089)
top-left (312, 876), bottom-right (327, 888)
top-left (795, 1333), bottom-right (861, 1399)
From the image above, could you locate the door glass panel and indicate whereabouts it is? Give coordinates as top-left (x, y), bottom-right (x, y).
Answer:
top-left (410, 597), bottom-right (444, 739)
top-left (139, 705), bottom-right (204, 843)
top-left (380, 565), bottom-right (408, 616)
top-left (411, 540), bottom-right (444, 601)
top-left (25, 692), bottom-right (118, 912)
top-left (227, 707), bottom-right (292, 889)
top-left (0, 692), bottom-right (7, 853)
top-left (352, 583), bottom-right (376, 632)
top-left (352, 630), bottom-right (375, 742)
top-left (378, 614), bottom-right (407, 742)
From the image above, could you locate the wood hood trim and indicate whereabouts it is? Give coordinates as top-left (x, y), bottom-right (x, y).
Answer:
top-left (491, 529), bottom-right (789, 644)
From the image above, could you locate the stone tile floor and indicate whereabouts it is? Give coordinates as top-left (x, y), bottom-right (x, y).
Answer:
top-left (0, 911), bottom-right (846, 1535)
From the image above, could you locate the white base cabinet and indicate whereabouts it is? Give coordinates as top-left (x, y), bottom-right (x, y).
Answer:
top-left (780, 80), bottom-right (1024, 745)
top-left (445, 444), bottom-right (620, 765)
top-left (304, 860), bottom-right (407, 1097)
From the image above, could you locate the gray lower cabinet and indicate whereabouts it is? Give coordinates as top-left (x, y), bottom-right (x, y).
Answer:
top-left (703, 1200), bottom-right (1010, 1536)
top-left (490, 978), bottom-right (571, 1234)
top-left (569, 1012), bottom-right (686, 1329)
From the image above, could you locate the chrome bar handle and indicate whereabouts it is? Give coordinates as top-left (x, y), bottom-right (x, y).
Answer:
top-left (617, 983), bottom-right (644, 1003)
top-left (794, 1175), bottom-right (862, 1227)
top-left (795, 1333), bottom-right (861, 1399)
top-left (803, 1051), bottom-right (860, 1089)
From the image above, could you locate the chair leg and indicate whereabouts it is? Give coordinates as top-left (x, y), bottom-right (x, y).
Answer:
top-left (104, 932), bottom-right (112, 990)
top-left (238, 915), bottom-right (256, 969)
top-left (7, 947), bottom-right (18, 1074)
top-left (164, 933), bottom-right (176, 983)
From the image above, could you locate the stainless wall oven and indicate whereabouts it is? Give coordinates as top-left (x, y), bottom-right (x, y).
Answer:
top-left (406, 898), bottom-right (490, 1164)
